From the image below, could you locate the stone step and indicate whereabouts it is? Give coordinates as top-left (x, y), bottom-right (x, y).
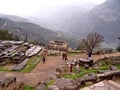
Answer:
top-left (80, 80), bottom-right (120, 90)
top-left (103, 80), bottom-right (120, 90)
top-left (108, 80), bottom-right (120, 88)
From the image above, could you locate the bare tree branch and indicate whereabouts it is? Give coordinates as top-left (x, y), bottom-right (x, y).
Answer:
top-left (80, 32), bottom-right (104, 57)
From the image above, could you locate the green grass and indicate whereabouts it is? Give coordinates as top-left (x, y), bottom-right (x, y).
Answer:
top-left (44, 80), bottom-right (55, 90)
top-left (64, 65), bottom-right (109, 80)
top-left (116, 64), bottom-right (120, 70)
top-left (99, 65), bottom-right (109, 70)
top-left (21, 55), bottom-right (41, 73)
top-left (64, 58), bottom-right (119, 80)
top-left (68, 51), bottom-right (81, 55)
top-left (23, 85), bottom-right (36, 90)
top-left (0, 66), bottom-right (10, 72)
top-left (0, 55), bottom-right (41, 73)
top-left (64, 69), bottom-right (98, 80)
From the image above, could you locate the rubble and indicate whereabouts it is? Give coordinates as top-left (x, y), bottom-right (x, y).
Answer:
top-left (55, 79), bottom-right (80, 90)
top-left (0, 77), bottom-right (24, 90)
top-left (0, 40), bottom-right (42, 67)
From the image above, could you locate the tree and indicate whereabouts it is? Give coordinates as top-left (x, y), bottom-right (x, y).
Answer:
top-left (15, 35), bottom-right (20, 41)
top-left (116, 37), bottom-right (120, 52)
top-left (0, 30), bottom-right (15, 40)
top-left (80, 33), bottom-right (104, 58)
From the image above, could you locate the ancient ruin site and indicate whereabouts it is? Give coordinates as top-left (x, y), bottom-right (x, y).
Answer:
top-left (0, 39), bottom-right (120, 90)
top-left (0, 0), bottom-right (120, 90)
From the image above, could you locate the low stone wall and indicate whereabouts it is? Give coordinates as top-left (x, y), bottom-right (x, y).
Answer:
top-left (43, 64), bottom-right (120, 90)
top-left (0, 77), bottom-right (24, 90)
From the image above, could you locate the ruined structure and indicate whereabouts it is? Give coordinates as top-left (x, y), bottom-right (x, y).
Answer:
top-left (0, 77), bottom-right (24, 90)
top-left (0, 40), bottom-right (42, 66)
top-left (48, 40), bottom-right (68, 51)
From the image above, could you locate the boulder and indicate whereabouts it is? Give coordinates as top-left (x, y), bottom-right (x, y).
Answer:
top-left (54, 72), bottom-right (62, 78)
top-left (48, 85), bottom-right (60, 90)
top-left (15, 82), bottom-right (24, 90)
top-left (49, 73), bottom-right (57, 80)
top-left (79, 59), bottom-right (93, 67)
top-left (55, 79), bottom-right (80, 90)
top-left (85, 81), bottom-right (93, 86)
top-left (98, 70), bottom-right (110, 73)
top-left (88, 73), bottom-right (97, 78)
top-left (37, 83), bottom-right (45, 90)
top-left (84, 64), bottom-right (89, 69)
top-left (109, 65), bottom-right (118, 71)
top-left (56, 67), bottom-right (62, 73)
top-left (56, 64), bottom-right (66, 73)
top-left (76, 73), bottom-right (97, 84)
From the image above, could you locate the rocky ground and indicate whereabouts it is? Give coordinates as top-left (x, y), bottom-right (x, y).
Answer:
top-left (0, 52), bottom-right (120, 87)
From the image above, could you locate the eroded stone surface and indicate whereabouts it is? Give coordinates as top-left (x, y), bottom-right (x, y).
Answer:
top-left (55, 78), bottom-right (80, 90)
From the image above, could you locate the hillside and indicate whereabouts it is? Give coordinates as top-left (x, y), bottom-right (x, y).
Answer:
top-left (0, 16), bottom-right (80, 48)
top-left (75, 0), bottom-right (120, 42)
top-left (35, 0), bottom-right (120, 48)
top-left (0, 14), bottom-right (29, 22)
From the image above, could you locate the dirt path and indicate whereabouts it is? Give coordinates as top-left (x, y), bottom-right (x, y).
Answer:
top-left (0, 52), bottom-right (120, 86)
top-left (0, 56), bottom-right (64, 86)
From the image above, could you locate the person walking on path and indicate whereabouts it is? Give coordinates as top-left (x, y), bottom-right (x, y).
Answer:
top-left (42, 55), bottom-right (45, 64)
top-left (70, 63), bottom-right (73, 72)
top-left (42, 48), bottom-right (48, 64)
top-left (62, 53), bottom-right (68, 62)
top-left (62, 53), bottom-right (65, 60)
top-left (64, 53), bottom-right (68, 62)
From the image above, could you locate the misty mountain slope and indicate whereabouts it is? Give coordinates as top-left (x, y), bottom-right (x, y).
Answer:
top-left (0, 14), bottom-right (29, 22)
top-left (0, 16), bottom-right (80, 48)
top-left (41, 0), bottom-right (120, 47)
top-left (28, 5), bottom-right (88, 32)
top-left (0, 18), bottom-right (56, 42)
top-left (79, 0), bottom-right (120, 42)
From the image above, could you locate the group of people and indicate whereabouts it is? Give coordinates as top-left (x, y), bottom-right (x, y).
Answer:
top-left (42, 51), bottom-right (73, 72)
top-left (42, 52), bottom-right (68, 64)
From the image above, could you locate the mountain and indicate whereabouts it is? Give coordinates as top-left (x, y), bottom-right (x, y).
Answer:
top-left (78, 0), bottom-right (120, 40)
top-left (0, 15), bottom-right (80, 48)
top-left (36, 0), bottom-right (120, 48)
top-left (0, 14), bottom-right (29, 22)
top-left (27, 5), bottom-right (89, 32)
top-left (78, 0), bottom-right (120, 45)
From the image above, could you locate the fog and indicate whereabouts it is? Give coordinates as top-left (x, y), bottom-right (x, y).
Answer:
top-left (0, 0), bottom-right (106, 18)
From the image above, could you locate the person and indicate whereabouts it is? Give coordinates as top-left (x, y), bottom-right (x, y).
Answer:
top-left (42, 48), bottom-right (48, 64)
top-left (64, 53), bottom-right (68, 62)
top-left (88, 52), bottom-right (92, 60)
top-left (62, 53), bottom-right (65, 60)
top-left (70, 63), bottom-right (73, 72)
top-left (42, 55), bottom-right (45, 64)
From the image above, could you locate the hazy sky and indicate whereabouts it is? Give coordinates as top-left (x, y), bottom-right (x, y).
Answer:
top-left (0, 0), bottom-right (106, 17)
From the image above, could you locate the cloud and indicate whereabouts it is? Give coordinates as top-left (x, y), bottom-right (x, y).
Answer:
top-left (0, 0), bottom-right (106, 16)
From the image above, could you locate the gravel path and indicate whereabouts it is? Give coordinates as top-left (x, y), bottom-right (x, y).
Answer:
top-left (0, 56), bottom-right (64, 86)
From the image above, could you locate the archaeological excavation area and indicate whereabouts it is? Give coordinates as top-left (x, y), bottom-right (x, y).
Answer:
top-left (0, 40), bottom-right (42, 71)
top-left (0, 40), bottom-right (45, 90)
top-left (0, 40), bottom-right (120, 90)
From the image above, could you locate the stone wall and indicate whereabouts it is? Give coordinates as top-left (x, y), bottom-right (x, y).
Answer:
top-left (0, 77), bottom-right (24, 90)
